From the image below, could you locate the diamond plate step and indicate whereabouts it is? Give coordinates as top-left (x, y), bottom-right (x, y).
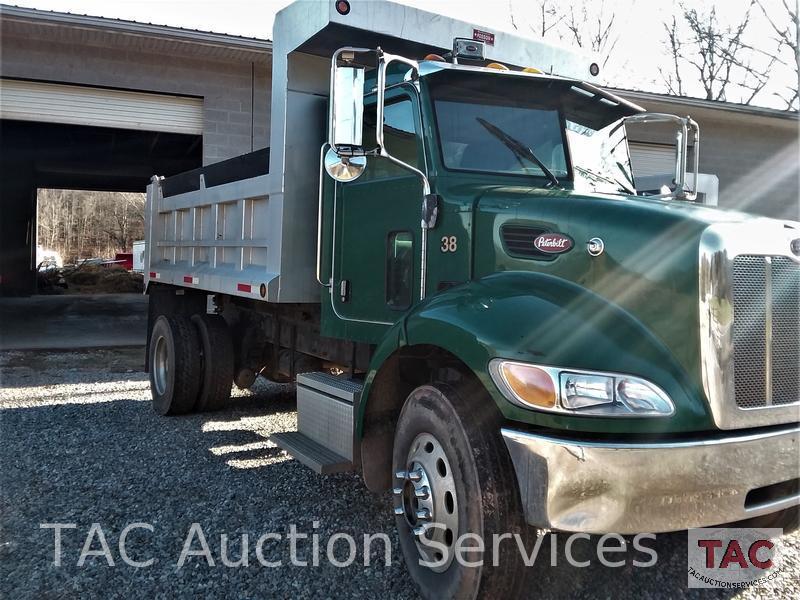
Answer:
top-left (270, 431), bottom-right (354, 475)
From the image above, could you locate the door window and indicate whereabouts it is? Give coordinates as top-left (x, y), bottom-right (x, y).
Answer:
top-left (386, 231), bottom-right (413, 310)
top-left (362, 98), bottom-right (420, 180)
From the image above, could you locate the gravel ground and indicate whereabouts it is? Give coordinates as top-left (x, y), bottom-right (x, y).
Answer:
top-left (1, 348), bottom-right (797, 599)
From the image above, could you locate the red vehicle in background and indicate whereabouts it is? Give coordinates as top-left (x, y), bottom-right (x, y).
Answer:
top-left (101, 252), bottom-right (133, 270)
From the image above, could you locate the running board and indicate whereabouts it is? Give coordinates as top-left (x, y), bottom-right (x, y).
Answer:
top-left (271, 372), bottom-right (363, 475)
top-left (271, 431), bottom-right (353, 474)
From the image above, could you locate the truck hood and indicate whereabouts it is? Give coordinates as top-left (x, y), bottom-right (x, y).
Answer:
top-left (471, 184), bottom-right (799, 384)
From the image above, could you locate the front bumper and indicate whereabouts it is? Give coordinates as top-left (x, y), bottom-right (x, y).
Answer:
top-left (502, 425), bottom-right (800, 534)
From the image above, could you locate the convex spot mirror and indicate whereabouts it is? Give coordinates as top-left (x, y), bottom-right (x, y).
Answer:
top-left (324, 148), bottom-right (366, 182)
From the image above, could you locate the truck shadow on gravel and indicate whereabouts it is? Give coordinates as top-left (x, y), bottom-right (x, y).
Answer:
top-left (0, 379), bottom-right (784, 599)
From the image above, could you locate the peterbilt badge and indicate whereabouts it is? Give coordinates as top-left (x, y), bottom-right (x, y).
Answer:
top-left (533, 232), bottom-right (574, 254)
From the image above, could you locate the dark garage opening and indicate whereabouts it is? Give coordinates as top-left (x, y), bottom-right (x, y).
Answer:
top-left (0, 120), bottom-right (202, 296)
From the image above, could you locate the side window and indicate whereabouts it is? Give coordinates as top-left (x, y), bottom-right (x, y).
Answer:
top-left (386, 231), bottom-right (413, 310)
top-left (361, 98), bottom-right (419, 181)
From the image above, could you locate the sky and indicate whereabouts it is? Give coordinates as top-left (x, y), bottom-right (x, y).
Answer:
top-left (3, 0), bottom-right (797, 110)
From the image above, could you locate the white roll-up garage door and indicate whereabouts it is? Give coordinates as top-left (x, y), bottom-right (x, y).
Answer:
top-left (629, 142), bottom-right (674, 177)
top-left (0, 79), bottom-right (203, 135)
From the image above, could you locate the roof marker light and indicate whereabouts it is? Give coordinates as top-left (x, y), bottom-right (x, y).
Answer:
top-left (335, 1), bottom-right (350, 16)
top-left (486, 62), bottom-right (509, 70)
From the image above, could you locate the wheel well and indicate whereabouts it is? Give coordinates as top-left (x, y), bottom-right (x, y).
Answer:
top-left (360, 344), bottom-right (484, 492)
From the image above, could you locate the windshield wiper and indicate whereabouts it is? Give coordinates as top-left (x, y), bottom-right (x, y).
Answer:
top-left (475, 117), bottom-right (559, 187)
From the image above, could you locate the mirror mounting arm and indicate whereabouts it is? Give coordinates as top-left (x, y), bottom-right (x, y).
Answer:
top-left (374, 52), bottom-right (431, 194)
top-left (374, 51), bottom-right (434, 301)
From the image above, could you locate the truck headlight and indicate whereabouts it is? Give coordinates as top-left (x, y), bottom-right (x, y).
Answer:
top-left (489, 359), bottom-right (674, 417)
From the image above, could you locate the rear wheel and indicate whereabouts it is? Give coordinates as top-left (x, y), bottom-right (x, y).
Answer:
top-left (392, 380), bottom-right (534, 600)
top-left (191, 313), bottom-right (234, 412)
top-left (149, 315), bottom-right (201, 415)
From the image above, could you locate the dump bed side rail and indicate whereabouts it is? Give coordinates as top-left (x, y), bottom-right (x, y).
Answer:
top-left (145, 159), bottom-right (277, 301)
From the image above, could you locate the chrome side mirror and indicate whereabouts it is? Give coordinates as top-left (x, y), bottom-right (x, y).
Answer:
top-left (623, 113), bottom-right (700, 201)
top-left (324, 147), bottom-right (366, 182)
top-left (331, 64), bottom-right (365, 148)
top-left (326, 48), bottom-right (372, 182)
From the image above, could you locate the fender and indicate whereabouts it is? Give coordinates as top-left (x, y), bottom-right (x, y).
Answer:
top-left (359, 271), bottom-right (712, 437)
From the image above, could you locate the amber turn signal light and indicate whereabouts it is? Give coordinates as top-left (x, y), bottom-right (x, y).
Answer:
top-left (498, 362), bottom-right (557, 408)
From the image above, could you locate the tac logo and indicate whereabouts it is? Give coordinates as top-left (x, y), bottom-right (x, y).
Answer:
top-left (687, 528), bottom-right (783, 588)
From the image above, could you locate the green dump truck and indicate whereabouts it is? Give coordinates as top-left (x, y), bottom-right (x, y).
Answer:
top-left (144, 1), bottom-right (799, 597)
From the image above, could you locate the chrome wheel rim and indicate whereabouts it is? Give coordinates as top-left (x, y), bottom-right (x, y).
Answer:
top-left (153, 334), bottom-right (169, 395)
top-left (394, 432), bottom-right (459, 572)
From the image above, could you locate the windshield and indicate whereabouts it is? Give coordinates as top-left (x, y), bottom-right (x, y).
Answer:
top-left (431, 77), bottom-right (568, 180)
top-left (428, 71), bottom-right (639, 193)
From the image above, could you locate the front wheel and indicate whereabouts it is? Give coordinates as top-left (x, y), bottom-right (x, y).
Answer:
top-left (392, 380), bottom-right (534, 600)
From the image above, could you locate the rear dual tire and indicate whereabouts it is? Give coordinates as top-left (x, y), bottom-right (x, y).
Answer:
top-left (148, 313), bottom-right (232, 415)
top-left (149, 315), bottom-right (202, 416)
top-left (191, 314), bottom-right (234, 412)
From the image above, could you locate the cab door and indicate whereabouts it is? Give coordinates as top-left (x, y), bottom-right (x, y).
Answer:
top-left (332, 88), bottom-right (424, 329)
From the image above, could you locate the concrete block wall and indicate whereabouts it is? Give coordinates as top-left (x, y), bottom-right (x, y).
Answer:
top-left (0, 30), bottom-right (272, 165)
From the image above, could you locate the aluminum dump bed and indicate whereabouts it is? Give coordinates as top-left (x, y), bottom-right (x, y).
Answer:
top-left (145, 148), bottom-right (290, 300)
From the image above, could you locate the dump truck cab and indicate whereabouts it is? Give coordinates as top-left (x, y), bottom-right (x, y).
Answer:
top-left (143, 2), bottom-right (799, 597)
top-left (320, 58), bottom-right (646, 339)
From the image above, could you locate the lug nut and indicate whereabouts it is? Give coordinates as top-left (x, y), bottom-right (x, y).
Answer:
top-left (393, 506), bottom-right (405, 516)
top-left (408, 469), bottom-right (423, 482)
top-left (395, 470), bottom-right (408, 480)
top-left (392, 487), bottom-right (403, 496)
top-left (414, 486), bottom-right (430, 499)
top-left (413, 525), bottom-right (428, 537)
top-left (415, 508), bottom-right (431, 520)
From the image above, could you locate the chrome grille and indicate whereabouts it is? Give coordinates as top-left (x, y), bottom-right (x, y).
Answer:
top-left (732, 255), bottom-right (800, 409)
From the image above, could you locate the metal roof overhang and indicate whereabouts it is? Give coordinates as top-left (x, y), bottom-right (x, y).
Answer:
top-left (0, 4), bottom-right (272, 62)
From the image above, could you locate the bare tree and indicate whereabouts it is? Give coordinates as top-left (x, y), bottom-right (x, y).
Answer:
top-left (662, 16), bottom-right (685, 96)
top-left (509, 0), bottom-right (564, 39)
top-left (564, 1), bottom-right (619, 68)
top-left (37, 190), bottom-right (145, 263)
top-left (508, 0), bottom-right (620, 71)
top-left (659, 1), bottom-right (779, 104)
top-left (756, 0), bottom-right (799, 109)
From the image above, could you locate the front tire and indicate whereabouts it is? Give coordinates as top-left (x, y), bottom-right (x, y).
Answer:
top-left (392, 380), bottom-right (534, 600)
top-left (149, 315), bottom-right (201, 415)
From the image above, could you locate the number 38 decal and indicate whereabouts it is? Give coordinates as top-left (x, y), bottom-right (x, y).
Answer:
top-left (440, 235), bottom-right (457, 253)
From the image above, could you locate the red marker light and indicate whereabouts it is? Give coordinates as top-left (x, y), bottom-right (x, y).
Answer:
top-left (335, 0), bottom-right (350, 15)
